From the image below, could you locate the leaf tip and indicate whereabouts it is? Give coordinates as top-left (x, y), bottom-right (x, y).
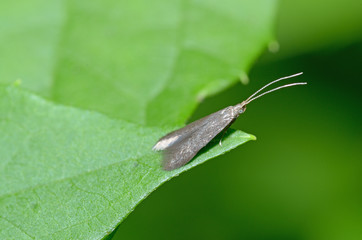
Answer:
top-left (250, 134), bottom-right (257, 141)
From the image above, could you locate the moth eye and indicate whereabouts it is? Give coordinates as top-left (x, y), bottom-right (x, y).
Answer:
top-left (239, 106), bottom-right (246, 114)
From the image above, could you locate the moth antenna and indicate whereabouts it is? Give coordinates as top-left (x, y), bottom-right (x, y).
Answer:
top-left (246, 72), bottom-right (303, 102)
top-left (245, 82), bottom-right (307, 104)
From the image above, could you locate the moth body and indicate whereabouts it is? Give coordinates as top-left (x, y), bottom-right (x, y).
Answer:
top-left (153, 73), bottom-right (306, 171)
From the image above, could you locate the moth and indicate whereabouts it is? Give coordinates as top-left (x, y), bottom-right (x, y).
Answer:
top-left (153, 73), bottom-right (306, 170)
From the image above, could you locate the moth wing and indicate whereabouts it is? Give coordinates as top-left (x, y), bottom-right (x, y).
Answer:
top-left (153, 107), bottom-right (231, 151)
top-left (162, 107), bottom-right (236, 170)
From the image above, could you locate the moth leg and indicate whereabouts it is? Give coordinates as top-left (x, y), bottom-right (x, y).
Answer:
top-left (219, 129), bottom-right (228, 147)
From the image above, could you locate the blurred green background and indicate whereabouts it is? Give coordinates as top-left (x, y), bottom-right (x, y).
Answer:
top-left (113, 0), bottom-right (362, 239)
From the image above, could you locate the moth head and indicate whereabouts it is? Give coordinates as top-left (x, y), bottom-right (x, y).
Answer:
top-left (234, 102), bottom-right (247, 115)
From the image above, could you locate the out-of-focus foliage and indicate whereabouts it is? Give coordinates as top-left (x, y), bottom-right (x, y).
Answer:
top-left (274, 0), bottom-right (362, 58)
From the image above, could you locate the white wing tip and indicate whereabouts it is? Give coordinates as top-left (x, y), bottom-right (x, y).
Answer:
top-left (152, 143), bottom-right (163, 151)
top-left (152, 135), bottom-right (179, 151)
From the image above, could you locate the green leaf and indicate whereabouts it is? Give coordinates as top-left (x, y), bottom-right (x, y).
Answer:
top-left (0, 0), bottom-right (277, 126)
top-left (0, 85), bottom-right (254, 239)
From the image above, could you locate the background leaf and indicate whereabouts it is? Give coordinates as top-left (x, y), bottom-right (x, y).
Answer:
top-left (0, 85), bottom-right (254, 239)
top-left (0, 0), bottom-right (277, 126)
top-left (52, 0), bottom-right (276, 126)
